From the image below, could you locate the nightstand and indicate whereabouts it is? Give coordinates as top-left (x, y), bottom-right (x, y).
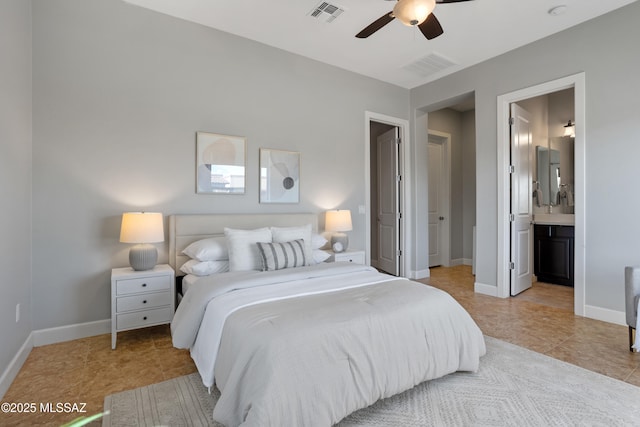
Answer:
top-left (111, 264), bottom-right (175, 349)
top-left (327, 249), bottom-right (366, 265)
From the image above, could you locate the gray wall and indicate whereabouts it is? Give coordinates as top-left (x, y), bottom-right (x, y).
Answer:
top-left (410, 1), bottom-right (640, 311)
top-left (0, 0), bottom-right (33, 391)
top-left (31, 0), bottom-right (409, 329)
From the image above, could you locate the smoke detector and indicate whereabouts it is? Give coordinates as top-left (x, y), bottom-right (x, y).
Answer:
top-left (548, 5), bottom-right (568, 16)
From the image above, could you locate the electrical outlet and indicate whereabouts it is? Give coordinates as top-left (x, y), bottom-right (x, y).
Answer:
top-left (16, 303), bottom-right (20, 323)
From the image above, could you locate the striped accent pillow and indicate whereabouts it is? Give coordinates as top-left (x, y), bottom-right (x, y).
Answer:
top-left (257, 239), bottom-right (307, 271)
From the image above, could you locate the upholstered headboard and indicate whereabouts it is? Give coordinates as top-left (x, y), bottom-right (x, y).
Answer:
top-left (169, 213), bottom-right (319, 276)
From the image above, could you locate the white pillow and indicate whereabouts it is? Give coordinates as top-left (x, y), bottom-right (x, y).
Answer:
top-left (271, 224), bottom-right (313, 266)
top-left (180, 259), bottom-right (229, 276)
top-left (182, 236), bottom-right (228, 261)
top-left (313, 249), bottom-right (331, 263)
top-left (224, 227), bottom-right (273, 271)
top-left (311, 233), bottom-right (328, 250)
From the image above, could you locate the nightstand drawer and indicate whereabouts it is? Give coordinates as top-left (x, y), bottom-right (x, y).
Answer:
top-left (116, 291), bottom-right (171, 312)
top-left (116, 307), bottom-right (173, 330)
top-left (332, 251), bottom-right (365, 264)
top-left (116, 275), bottom-right (171, 296)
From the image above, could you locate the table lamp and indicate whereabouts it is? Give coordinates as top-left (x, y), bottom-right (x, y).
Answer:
top-left (325, 209), bottom-right (352, 253)
top-left (120, 212), bottom-right (164, 271)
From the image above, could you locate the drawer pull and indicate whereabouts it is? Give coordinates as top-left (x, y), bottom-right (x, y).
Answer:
top-left (142, 283), bottom-right (147, 287)
top-left (142, 300), bottom-right (147, 304)
top-left (143, 316), bottom-right (148, 320)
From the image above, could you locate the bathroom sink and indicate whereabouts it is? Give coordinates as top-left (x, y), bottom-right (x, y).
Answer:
top-left (533, 213), bottom-right (574, 225)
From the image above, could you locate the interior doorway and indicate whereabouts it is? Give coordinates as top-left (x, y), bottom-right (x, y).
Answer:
top-left (364, 112), bottom-right (410, 277)
top-left (497, 73), bottom-right (585, 316)
top-left (421, 98), bottom-right (476, 277)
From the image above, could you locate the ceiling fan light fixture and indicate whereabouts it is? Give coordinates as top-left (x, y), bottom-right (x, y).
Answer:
top-left (393, 0), bottom-right (436, 27)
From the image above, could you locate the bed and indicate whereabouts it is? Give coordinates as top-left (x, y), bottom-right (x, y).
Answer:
top-left (169, 213), bottom-right (486, 426)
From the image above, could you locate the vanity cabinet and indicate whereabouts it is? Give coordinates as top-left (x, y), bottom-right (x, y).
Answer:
top-left (534, 225), bottom-right (574, 287)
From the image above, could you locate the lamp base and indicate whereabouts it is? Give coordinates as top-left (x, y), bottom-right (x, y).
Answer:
top-left (129, 244), bottom-right (158, 271)
top-left (331, 233), bottom-right (349, 253)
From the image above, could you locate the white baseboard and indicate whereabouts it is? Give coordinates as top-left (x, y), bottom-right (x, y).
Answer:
top-left (410, 269), bottom-right (430, 280)
top-left (32, 319), bottom-right (111, 347)
top-left (584, 305), bottom-right (626, 326)
top-left (1, 319), bottom-right (111, 399)
top-left (474, 281), bottom-right (499, 297)
top-left (0, 333), bottom-right (33, 399)
top-left (449, 258), bottom-right (474, 267)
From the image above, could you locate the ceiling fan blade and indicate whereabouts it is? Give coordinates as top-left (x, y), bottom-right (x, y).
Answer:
top-left (355, 12), bottom-right (395, 38)
top-left (436, 0), bottom-right (474, 3)
top-left (418, 13), bottom-right (444, 40)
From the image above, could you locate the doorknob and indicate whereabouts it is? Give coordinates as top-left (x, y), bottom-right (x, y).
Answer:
top-left (439, 216), bottom-right (444, 220)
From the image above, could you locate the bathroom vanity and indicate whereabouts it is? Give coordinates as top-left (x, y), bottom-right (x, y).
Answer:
top-left (533, 215), bottom-right (574, 287)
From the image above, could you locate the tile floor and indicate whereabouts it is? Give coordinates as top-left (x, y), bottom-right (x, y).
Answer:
top-left (1, 265), bottom-right (638, 426)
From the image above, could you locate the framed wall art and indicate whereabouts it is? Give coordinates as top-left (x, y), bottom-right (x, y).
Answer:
top-left (259, 148), bottom-right (300, 203)
top-left (196, 132), bottom-right (246, 194)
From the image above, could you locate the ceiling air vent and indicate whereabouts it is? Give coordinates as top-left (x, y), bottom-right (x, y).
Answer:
top-left (309, 1), bottom-right (345, 23)
top-left (403, 53), bottom-right (457, 78)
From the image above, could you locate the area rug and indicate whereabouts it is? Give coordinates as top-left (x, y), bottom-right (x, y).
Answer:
top-left (103, 337), bottom-right (640, 426)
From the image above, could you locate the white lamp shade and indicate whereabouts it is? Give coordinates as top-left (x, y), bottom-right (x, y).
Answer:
top-left (120, 212), bottom-right (164, 243)
top-left (393, 0), bottom-right (436, 26)
top-left (325, 210), bottom-right (353, 232)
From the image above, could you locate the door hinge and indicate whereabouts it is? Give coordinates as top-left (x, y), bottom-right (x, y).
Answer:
top-left (396, 175), bottom-right (402, 182)
top-left (395, 137), bottom-right (401, 145)
top-left (508, 164), bottom-right (515, 174)
top-left (509, 213), bottom-right (515, 222)
top-left (509, 117), bottom-right (515, 126)
top-left (509, 262), bottom-right (515, 270)
top-left (397, 250), bottom-right (402, 257)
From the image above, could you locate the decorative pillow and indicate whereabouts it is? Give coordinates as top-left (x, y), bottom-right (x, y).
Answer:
top-left (271, 224), bottom-right (313, 265)
top-left (313, 249), bottom-right (331, 264)
top-left (180, 259), bottom-right (229, 276)
top-left (257, 239), bottom-right (307, 271)
top-left (311, 233), bottom-right (328, 250)
top-left (224, 227), bottom-right (273, 271)
top-left (182, 236), bottom-right (228, 261)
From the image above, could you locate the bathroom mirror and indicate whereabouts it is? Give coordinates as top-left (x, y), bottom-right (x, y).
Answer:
top-left (535, 136), bottom-right (574, 210)
top-left (536, 146), bottom-right (560, 206)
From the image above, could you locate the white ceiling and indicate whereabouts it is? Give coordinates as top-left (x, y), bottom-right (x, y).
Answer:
top-left (123, 0), bottom-right (637, 89)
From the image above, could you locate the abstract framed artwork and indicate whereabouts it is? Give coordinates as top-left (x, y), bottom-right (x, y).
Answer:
top-left (259, 148), bottom-right (300, 203)
top-left (196, 132), bottom-right (246, 194)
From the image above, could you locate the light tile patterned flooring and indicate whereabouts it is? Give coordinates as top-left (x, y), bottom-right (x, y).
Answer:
top-left (2, 265), bottom-right (639, 426)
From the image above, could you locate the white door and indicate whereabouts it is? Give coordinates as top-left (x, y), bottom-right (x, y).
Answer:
top-left (377, 127), bottom-right (400, 276)
top-left (428, 140), bottom-right (444, 267)
top-left (510, 103), bottom-right (533, 296)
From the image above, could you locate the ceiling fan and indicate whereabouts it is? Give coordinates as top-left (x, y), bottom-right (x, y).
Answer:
top-left (356, 0), bottom-right (474, 40)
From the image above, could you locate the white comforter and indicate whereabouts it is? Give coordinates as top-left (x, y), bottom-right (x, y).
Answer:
top-left (171, 263), bottom-right (486, 427)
